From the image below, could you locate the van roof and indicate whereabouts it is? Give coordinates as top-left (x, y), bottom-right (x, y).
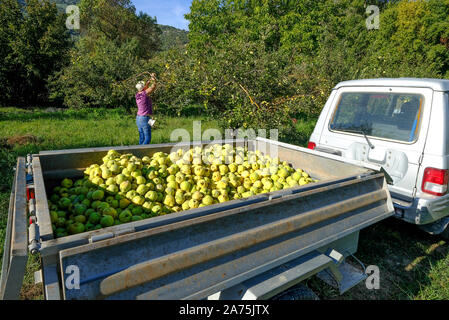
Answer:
top-left (335, 78), bottom-right (449, 92)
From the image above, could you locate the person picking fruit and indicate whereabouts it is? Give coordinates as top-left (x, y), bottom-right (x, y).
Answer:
top-left (135, 73), bottom-right (157, 145)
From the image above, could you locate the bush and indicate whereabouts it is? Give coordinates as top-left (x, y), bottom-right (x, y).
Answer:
top-left (183, 0), bottom-right (335, 136)
top-left (181, 0), bottom-right (449, 139)
top-left (49, 36), bottom-right (144, 110)
top-left (0, 0), bottom-right (71, 106)
top-left (145, 49), bottom-right (207, 116)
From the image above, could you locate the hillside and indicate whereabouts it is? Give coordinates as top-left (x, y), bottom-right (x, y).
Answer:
top-left (51, 0), bottom-right (78, 11)
top-left (18, 0), bottom-right (189, 49)
top-left (159, 24), bottom-right (189, 50)
top-left (18, 0), bottom-right (78, 10)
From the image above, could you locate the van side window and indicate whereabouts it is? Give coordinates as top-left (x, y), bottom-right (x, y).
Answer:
top-left (330, 92), bottom-right (424, 143)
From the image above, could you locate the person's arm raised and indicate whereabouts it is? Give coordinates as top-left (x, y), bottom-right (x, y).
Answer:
top-left (145, 74), bottom-right (157, 96)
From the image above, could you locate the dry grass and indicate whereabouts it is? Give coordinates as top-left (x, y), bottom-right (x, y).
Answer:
top-left (6, 134), bottom-right (42, 146)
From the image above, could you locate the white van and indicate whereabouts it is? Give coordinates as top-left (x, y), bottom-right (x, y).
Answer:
top-left (308, 78), bottom-right (449, 238)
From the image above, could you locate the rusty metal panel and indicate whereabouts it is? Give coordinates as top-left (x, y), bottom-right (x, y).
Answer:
top-left (38, 173), bottom-right (368, 258)
top-left (209, 250), bottom-right (335, 300)
top-left (0, 158), bottom-right (28, 300)
top-left (100, 190), bottom-right (387, 296)
top-left (57, 174), bottom-right (392, 300)
top-left (28, 138), bottom-right (394, 299)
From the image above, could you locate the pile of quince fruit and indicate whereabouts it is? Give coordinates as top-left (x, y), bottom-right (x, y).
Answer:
top-left (48, 144), bottom-right (316, 238)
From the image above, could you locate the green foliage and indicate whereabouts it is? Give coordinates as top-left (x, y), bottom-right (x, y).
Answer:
top-left (361, 0), bottom-right (449, 78)
top-left (51, 0), bottom-right (80, 12)
top-left (49, 36), bottom-right (143, 110)
top-left (8, 0), bottom-right (449, 142)
top-left (18, 0), bottom-right (81, 12)
top-left (0, 0), bottom-right (71, 106)
top-left (159, 25), bottom-right (189, 51)
top-left (79, 0), bottom-right (162, 59)
top-left (144, 49), bottom-right (206, 116)
top-left (49, 0), bottom-right (165, 110)
top-left (182, 0), bottom-right (329, 136)
top-left (175, 0), bottom-right (449, 138)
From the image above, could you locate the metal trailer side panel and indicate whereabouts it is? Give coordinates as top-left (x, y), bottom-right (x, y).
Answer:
top-left (32, 157), bottom-right (53, 241)
top-left (35, 139), bottom-right (377, 254)
top-left (209, 232), bottom-right (360, 300)
top-left (0, 167), bottom-right (16, 297)
top-left (38, 174), bottom-right (371, 257)
top-left (0, 158), bottom-right (28, 300)
top-left (23, 138), bottom-right (394, 300)
top-left (57, 173), bottom-right (392, 300)
top-left (36, 140), bottom-right (247, 178)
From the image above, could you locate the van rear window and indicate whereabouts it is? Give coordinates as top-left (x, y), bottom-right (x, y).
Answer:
top-left (330, 92), bottom-right (424, 143)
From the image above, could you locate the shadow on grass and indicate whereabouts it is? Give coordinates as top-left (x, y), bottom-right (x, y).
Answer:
top-left (306, 217), bottom-right (449, 300)
top-left (0, 107), bottom-right (132, 122)
top-left (358, 218), bottom-right (448, 298)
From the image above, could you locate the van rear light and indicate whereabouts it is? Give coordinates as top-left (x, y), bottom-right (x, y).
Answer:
top-left (422, 168), bottom-right (449, 196)
top-left (307, 141), bottom-right (316, 150)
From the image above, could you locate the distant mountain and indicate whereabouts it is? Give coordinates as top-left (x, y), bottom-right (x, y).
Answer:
top-left (18, 0), bottom-right (78, 10)
top-left (159, 24), bottom-right (189, 50)
top-left (18, 0), bottom-right (189, 50)
top-left (53, 0), bottom-right (79, 11)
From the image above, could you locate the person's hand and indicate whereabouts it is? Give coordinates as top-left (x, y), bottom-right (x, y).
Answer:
top-left (150, 73), bottom-right (157, 82)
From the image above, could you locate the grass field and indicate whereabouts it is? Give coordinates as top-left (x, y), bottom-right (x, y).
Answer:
top-left (0, 107), bottom-right (223, 299)
top-left (0, 107), bottom-right (448, 300)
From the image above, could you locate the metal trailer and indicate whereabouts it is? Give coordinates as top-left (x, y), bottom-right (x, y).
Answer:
top-left (1, 138), bottom-right (394, 300)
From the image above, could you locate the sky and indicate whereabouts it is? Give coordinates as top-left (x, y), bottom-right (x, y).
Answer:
top-left (132, 0), bottom-right (192, 31)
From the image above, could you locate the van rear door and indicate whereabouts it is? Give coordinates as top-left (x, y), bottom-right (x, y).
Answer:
top-left (317, 86), bottom-right (433, 201)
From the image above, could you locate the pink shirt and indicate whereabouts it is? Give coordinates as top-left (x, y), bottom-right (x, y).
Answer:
top-left (136, 91), bottom-right (153, 116)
